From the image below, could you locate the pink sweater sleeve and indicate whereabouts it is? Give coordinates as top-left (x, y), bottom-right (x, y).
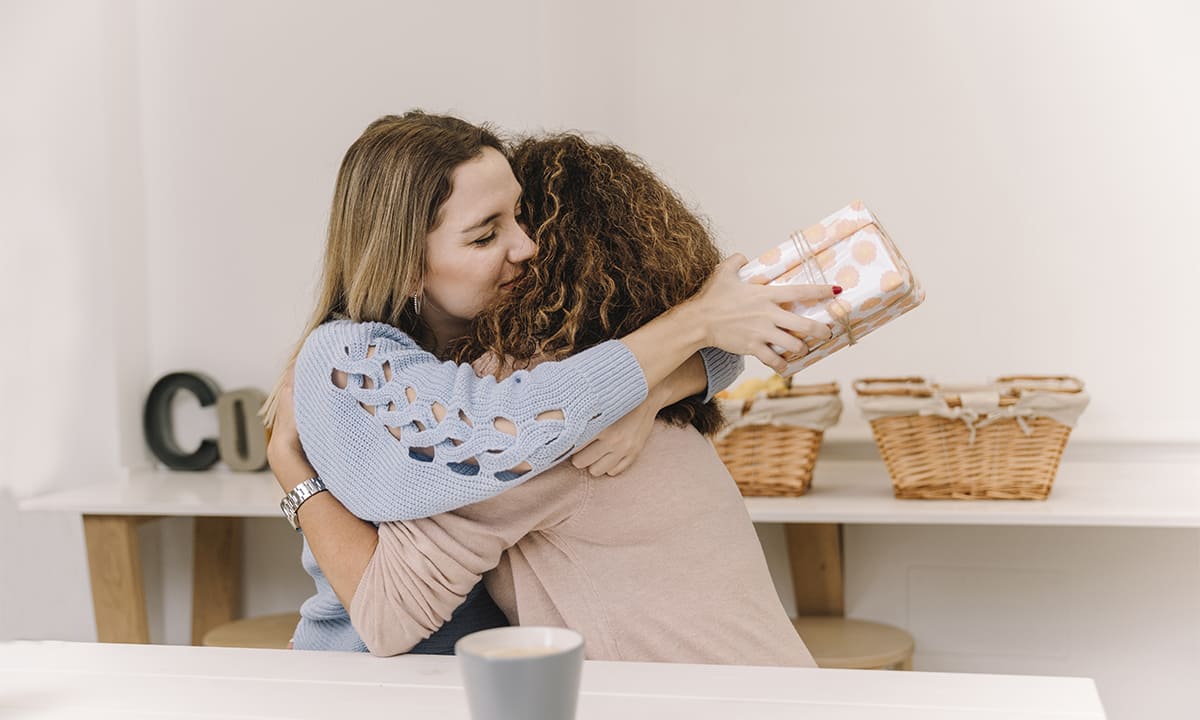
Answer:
top-left (349, 467), bottom-right (584, 656)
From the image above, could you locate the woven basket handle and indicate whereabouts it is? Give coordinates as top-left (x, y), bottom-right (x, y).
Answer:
top-left (775, 381), bottom-right (840, 398)
top-left (996, 375), bottom-right (1085, 393)
top-left (942, 392), bottom-right (1019, 409)
top-left (853, 377), bottom-right (932, 397)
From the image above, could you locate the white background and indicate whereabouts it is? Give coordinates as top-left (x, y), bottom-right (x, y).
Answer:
top-left (1, 2), bottom-right (1197, 718)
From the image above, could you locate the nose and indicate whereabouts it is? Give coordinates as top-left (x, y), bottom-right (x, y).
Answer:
top-left (509, 225), bottom-right (535, 264)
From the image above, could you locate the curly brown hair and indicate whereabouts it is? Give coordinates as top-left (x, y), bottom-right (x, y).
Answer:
top-left (453, 134), bottom-right (725, 436)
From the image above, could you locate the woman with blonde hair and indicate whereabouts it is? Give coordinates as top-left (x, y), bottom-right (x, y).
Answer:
top-left (267, 113), bottom-right (835, 654)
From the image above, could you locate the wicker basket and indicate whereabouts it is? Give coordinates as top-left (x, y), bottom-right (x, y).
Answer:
top-left (854, 376), bottom-right (1088, 500)
top-left (714, 381), bottom-right (842, 497)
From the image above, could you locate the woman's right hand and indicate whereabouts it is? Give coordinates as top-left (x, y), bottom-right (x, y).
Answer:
top-left (686, 254), bottom-right (837, 374)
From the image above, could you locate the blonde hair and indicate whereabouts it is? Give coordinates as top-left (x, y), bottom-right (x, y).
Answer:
top-left (261, 111), bottom-right (504, 428)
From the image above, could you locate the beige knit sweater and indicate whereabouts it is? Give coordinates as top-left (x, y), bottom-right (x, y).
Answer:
top-left (349, 421), bottom-right (815, 667)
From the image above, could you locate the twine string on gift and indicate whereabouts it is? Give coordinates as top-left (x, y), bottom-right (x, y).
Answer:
top-left (788, 230), bottom-right (858, 346)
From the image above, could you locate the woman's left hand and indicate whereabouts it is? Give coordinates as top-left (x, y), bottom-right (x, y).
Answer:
top-left (266, 363), bottom-right (317, 493)
top-left (570, 396), bottom-right (661, 477)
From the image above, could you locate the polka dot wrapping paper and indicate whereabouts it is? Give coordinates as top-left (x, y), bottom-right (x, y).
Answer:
top-left (738, 201), bottom-right (925, 377)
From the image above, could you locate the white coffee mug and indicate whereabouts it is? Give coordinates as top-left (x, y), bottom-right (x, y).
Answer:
top-left (455, 626), bottom-right (584, 720)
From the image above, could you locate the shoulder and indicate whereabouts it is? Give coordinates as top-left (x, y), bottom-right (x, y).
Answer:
top-left (299, 320), bottom-right (421, 366)
top-left (305, 319), bottom-right (415, 349)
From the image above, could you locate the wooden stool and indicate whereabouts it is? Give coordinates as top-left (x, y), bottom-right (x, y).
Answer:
top-left (201, 612), bottom-right (301, 649)
top-left (792, 616), bottom-right (915, 670)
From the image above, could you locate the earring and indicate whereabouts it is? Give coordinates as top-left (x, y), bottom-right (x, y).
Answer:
top-left (411, 293), bottom-right (422, 315)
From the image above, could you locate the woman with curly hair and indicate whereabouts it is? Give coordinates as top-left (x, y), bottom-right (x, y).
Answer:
top-left (269, 127), bottom-right (822, 665)
top-left (460, 134), bottom-right (730, 441)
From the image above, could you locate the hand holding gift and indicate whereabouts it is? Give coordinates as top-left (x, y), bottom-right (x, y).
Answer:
top-left (687, 254), bottom-right (838, 374)
top-left (740, 201), bottom-right (925, 376)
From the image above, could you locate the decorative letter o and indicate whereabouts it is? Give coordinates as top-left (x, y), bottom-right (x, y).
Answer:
top-left (216, 388), bottom-right (269, 472)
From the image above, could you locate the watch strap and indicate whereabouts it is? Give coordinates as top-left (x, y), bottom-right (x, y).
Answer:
top-left (280, 476), bottom-right (328, 533)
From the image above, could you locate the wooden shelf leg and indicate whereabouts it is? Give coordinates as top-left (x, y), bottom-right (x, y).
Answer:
top-left (82, 515), bottom-right (151, 643)
top-left (191, 516), bottom-right (242, 645)
top-left (785, 522), bottom-right (845, 617)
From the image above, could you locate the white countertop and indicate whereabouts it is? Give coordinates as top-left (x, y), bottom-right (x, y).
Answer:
top-left (0, 641), bottom-right (1106, 719)
top-left (19, 458), bottom-right (1200, 527)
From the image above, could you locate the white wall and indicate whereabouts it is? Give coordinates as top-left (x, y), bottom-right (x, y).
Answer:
top-left (0, 0), bottom-right (147, 643)
top-left (2, 1), bottom-right (1197, 717)
top-left (601, 0), bottom-right (1200, 444)
top-left (135, 0), bottom-right (554, 392)
top-left (136, 0), bottom-right (1200, 445)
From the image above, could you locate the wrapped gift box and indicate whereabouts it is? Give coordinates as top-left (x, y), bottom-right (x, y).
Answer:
top-left (739, 201), bottom-right (924, 376)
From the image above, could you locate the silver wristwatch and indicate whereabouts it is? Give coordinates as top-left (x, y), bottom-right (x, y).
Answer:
top-left (280, 476), bottom-right (328, 533)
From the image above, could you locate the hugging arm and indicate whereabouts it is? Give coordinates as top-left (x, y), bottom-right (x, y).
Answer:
top-left (346, 352), bottom-right (735, 656)
top-left (276, 258), bottom-right (828, 647)
top-left (569, 349), bottom-right (740, 476)
top-left (346, 473), bottom-right (576, 656)
top-left (294, 261), bottom-right (822, 522)
top-left (293, 320), bottom-right (648, 522)
top-left (267, 451), bottom-right (576, 657)
top-left (272, 344), bottom-right (733, 614)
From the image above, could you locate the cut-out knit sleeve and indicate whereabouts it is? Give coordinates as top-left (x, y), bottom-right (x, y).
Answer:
top-left (293, 320), bottom-right (647, 521)
top-left (698, 347), bottom-right (744, 402)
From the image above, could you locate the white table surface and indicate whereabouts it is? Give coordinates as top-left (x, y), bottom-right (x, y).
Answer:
top-left (19, 459), bottom-right (1200, 527)
top-left (0, 641), bottom-right (1106, 719)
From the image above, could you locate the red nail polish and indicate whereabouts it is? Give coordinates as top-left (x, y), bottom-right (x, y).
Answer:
top-left (832, 286), bottom-right (843, 295)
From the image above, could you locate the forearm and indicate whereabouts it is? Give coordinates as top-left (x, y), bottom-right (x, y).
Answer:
top-left (351, 476), bottom-right (572, 656)
top-left (296, 494), bottom-right (378, 610)
top-left (274, 454), bottom-right (491, 657)
top-left (351, 520), bottom-right (490, 656)
top-left (273, 456), bottom-right (377, 609)
top-left (652, 353), bottom-right (709, 408)
top-left (296, 321), bottom-right (648, 520)
top-left (619, 303), bottom-right (708, 391)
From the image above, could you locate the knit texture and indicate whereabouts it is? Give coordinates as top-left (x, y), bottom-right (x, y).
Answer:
top-left (294, 320), bottom-right (649, 522)
top-left (698, 346), bottom-right (743, 403)
top-left (290, 320), bottom-right (743, 653)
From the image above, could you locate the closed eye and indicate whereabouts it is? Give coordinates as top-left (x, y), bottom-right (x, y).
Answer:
top-left (473, 232), bottom-right (497, 246)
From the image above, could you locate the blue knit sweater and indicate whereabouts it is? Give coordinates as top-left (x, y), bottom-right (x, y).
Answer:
top-left (291, 320), bottom-right (743, 652)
